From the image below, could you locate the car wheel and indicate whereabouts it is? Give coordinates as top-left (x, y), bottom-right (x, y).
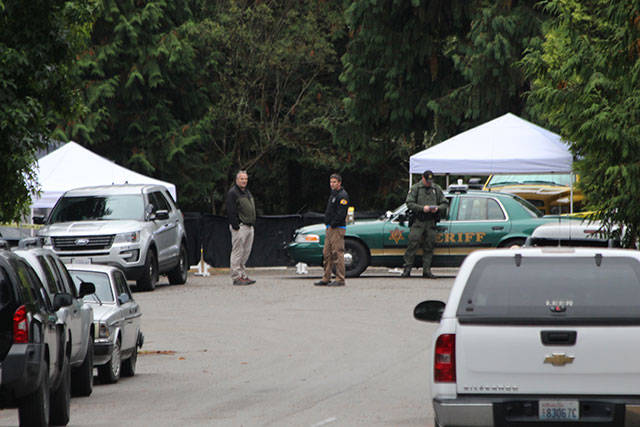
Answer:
top-left (72, 337), bottom-right (93, 397)
top-left (50, 356), bottom-right (71, 426)
top-left (498, 237), bottom-right (526, 248)
top-left (18, 364), bottom-right (50, 426)
top-left (344, 239), bottom-right (368, 278)
top-left (98, 339), bottom-right (121, 384)
top-left (137, 249), bottom-right (158, 291)
top-left (121, 343), bottom-right (138, 377)
top-left (167, 244), bottom-right (188, 285)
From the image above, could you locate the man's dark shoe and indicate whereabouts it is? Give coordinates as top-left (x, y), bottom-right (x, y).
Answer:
top-left (400, 267), bottom-right (411, 278)
top-left (233, 278), bottom-right (252, 286)
top-left (244, 277), bottom-right (256, 284)
top-left (314, 280), bottom-right (330, 286)
top-left (327, 281), bottom-right (345, 287)
top-left (422, 270), bottom-right (436, 279)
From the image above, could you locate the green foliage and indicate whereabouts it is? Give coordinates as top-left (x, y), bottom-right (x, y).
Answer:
top-left (522, 0), bottom-right (640, 246)
top-left (67, 0), bottom-right (353, 213)
top-left (0, 0), bottom-right (94, 222)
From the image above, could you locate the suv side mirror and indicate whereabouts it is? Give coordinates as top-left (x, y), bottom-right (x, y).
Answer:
top-left (414, 300), bottom-right (446, 322)
top-left (396, 214), bottom-right (407, 224)
top-left (33, 216), bottom-right (46, 225)
top-left (152, 210), bottom-right (169, 220)
top-left (53, 293), bottom-right (74, 310)
top-left (117, 293), bottom-right (130, 304)
top-left (78, 282), bottom-right (96, 298)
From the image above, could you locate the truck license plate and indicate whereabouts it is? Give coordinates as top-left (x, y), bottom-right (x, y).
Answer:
top-left (539, 400), bottom-right (579, 421)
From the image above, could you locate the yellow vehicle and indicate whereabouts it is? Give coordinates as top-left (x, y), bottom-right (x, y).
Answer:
top-left (484, 173), bottom-right (584, 215)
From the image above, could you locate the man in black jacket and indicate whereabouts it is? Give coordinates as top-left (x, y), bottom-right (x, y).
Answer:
top-left (315, 173), bottom-right (349, 287)
top-left (226, 170), bottom-right (256, 285)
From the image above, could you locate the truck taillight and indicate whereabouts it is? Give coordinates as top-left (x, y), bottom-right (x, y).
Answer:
top-left (13, 305), bottom-right (28, 343)
top-left (434, 333), bottom-right (456, 383)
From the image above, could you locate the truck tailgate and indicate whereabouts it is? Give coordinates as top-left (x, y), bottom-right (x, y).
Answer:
top-left (456, 324), bottom-right (640, 395)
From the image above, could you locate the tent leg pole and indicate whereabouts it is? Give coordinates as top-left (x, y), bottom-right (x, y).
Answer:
top-left (570, 173), bottom-right (574, 214)
top-left (446, 174), bottom-right (449, 188)
top-left (409, 173), bottom-right (412, 189)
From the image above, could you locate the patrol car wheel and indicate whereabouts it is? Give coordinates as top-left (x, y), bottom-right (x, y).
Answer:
top-left (344, 239), bottom-right (368, 278)
top-left (499, 237), bottom-right (526, 248)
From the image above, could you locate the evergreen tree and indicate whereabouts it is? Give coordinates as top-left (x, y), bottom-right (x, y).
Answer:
top-left (522, 0), bottom-right (640, 245)
top-left (0, 0), bottom-right (94, 221)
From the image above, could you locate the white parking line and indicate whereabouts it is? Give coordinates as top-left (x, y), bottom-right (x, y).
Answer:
top-left (311, 417), bottom-right (337, 427)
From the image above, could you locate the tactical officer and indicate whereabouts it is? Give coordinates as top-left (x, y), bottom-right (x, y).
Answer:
top-left (402, 170), bottom-right (448, 278)
top-left (315, 173), bottom-right (349, 287)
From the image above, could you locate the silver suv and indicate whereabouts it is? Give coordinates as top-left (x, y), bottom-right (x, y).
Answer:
top-left (36, 184), bottom-right (189, 291)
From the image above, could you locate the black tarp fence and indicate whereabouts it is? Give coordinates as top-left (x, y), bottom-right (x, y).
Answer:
top-left (184, 210), bottom-right (384, 268)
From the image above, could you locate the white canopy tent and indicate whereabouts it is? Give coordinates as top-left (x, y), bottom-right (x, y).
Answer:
top-left (409, 113), bottom-right (575, 212)
top-left (31, 141), bottom-right (177, 210)
top-left (409, 113), bottom-right (572, 175)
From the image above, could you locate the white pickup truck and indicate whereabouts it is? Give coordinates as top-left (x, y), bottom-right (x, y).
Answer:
top-left (415, 247), bottom-right (640, 426)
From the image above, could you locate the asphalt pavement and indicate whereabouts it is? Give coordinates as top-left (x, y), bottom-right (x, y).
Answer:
top-left (0, 266), bottom-right (457, 427)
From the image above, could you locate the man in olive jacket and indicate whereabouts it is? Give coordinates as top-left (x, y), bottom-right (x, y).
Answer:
top-left (226, 170), bottom-right (256, 285)
top-left (402, 170), bottom-right (448, 278)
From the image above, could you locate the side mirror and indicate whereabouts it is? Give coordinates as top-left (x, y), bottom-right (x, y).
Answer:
top-left (32, 216), bottom-right (46, 225)
top-left (152, 210), bottom-right (169, 220)
top-left (118, 293), bottom-right (130, 304)
top-left (396, 214), bottom-right (407, 224)
top-left (53, 293), bottom-right (73, 310)
top-left (414, 300), bottom-right (446, 322)
top-left (78, 282), bottom-right (96, 298)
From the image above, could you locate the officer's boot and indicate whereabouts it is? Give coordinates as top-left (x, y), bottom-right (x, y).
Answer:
top-left (400, 266), bottom-right (411, 277)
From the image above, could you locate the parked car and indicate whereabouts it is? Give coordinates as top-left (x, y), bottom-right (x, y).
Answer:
top-left (0, 242), bottom-right (73, 426)
top-left (35, 184), bottom-right (189, 291)
top-left (287, 186), bottom-right (580, 277)
top-left (414, 247), bottom-right (640, 426)
top-left (526, 220), bottom-right (622, 248)
top-left (483, 173), bottom-right (584, 215)
top-left (66, 264), bottom-right (143, 384)
top-left (14, 242), bottom-right (95, 397)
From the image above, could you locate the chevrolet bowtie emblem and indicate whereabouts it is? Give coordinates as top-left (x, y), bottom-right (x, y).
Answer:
top-left (544, 353), bottom-right (575, 366)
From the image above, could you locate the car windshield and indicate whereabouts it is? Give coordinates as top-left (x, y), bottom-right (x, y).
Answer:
top-left (457, 256), bottom-right (640, 324)
top-left (68, 270), bottom-right (115, 303)
top-left (48, 195), bottom-right (144, 223)
top-left (379, 204), bottom-right (407, 220)
top-left (487, 174), bottom-right (573, 188)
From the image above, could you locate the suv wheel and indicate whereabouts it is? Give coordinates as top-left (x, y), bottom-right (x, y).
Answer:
top-left (137, 249), bottom-right (158, 291)
top-left (168, 244), bottom-right (188, 285)
top-left (72, 337), bottom-right (93, 397)
top-left (50, 356), bottom-right (71, 425)
top-left (18, 364), bottom-right (50, 426)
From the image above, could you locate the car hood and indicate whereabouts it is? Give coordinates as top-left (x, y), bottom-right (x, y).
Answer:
top-left (39, 220), bottom-right (143, 236)
top-left (296, 219), bottom-right (383, 235)
top-left (89, 303), bottom-right (119, 321)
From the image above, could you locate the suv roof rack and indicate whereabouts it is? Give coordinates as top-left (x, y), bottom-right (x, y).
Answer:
top-left (18, 237), bottom-right (43, 249)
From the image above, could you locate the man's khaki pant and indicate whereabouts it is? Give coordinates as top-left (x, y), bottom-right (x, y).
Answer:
top-left (322, 227), bottom-right (346, 283)
top-left (230, 224), bottom-right (254, 280)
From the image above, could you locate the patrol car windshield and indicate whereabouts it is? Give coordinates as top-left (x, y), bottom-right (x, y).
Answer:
top-left (488, 174), bottom-right (573, 188)
top-left (457, 256), bottom-right (640, 324)
top-left (380, 204), bottom-right (408, 220)
top-left (48, 195), bottom-right (144, 223)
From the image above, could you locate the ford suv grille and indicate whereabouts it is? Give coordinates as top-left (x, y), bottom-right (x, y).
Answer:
top-left (53, 235), bottom-right (115, 251)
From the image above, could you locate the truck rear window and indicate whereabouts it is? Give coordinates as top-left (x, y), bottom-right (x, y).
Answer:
top-left (457, 256), bottom-right (640, 324)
